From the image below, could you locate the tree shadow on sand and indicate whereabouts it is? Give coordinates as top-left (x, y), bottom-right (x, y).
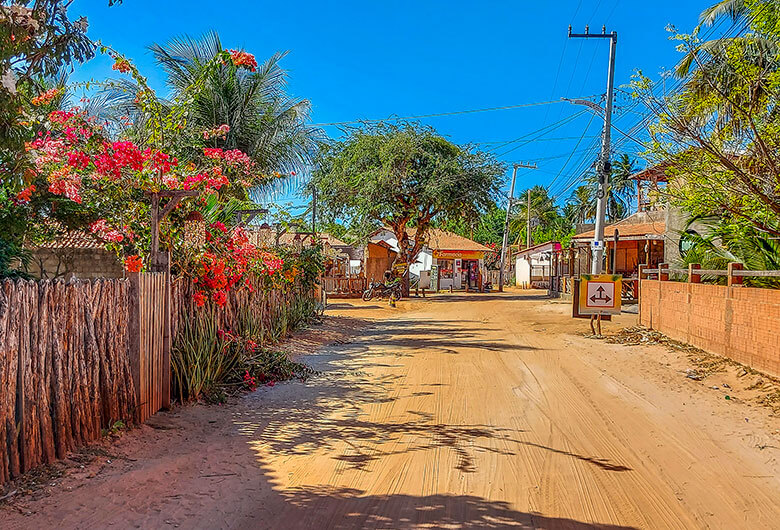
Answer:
top-left (261, 486), bottom-right (639, 529)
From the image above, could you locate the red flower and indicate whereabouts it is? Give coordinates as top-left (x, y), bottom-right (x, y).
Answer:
top-left (15, 185), bottom-right (35, 203)
top-left (193, 291), bottom-right (207, 307)
top-left (243, 370), bottom-right (257, 391)
top-left (112, 57), bottom-right (132, 74)
top-left (227, 49), bottom-right (257, 72)
top-left (124, 255), bottom-right (143, 273)
top-left (212, 290), bottom-right (228, 307)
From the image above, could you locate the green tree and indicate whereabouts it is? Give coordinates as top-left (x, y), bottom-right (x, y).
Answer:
top-left (439, 201), bottom-right (508, 246)
top-left (565, 185), bottom-right (596, 225)
top-left (606, 154), bottom-right (637, 221)
top-left (633, 0), bottom-right (780, 239)
top-left (510, 186), bottom-right (573, 247)
top-left (311, 122), bottom-right (504, 293)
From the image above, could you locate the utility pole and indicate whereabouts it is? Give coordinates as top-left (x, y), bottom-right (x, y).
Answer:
top-left (569, 25), bottom-right (617, 275)
top-left (526, 189), bottom-right (532, 249)
top-left (499, 162), bottom-right (537, 292)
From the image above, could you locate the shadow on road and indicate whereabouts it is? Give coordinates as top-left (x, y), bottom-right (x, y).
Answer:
top-left (229, 301), bottom-right (635, 528)
top-left (269, 486), bottom-right (640, 529)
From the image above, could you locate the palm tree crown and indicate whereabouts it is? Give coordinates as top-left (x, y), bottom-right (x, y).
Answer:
top-left (149, 32), bottom-right (319, 179)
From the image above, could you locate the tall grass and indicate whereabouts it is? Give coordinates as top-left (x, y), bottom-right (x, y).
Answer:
top-left (172, 290), bottom-right (318, 402)
top-left (171, 305), bottom-right (241, 402)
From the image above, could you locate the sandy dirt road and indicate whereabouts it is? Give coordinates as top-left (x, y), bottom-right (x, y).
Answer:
top-left (2, 290), bottom-right (780, 529)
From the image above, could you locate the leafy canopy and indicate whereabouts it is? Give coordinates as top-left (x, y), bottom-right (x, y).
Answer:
top-left (312, 123), bottom-right (504, 263)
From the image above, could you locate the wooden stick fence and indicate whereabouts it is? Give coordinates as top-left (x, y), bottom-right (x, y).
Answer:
top-left (1, 273), bottom-right (314, 486)
top-left (0, 279), bottom-right (137, 485)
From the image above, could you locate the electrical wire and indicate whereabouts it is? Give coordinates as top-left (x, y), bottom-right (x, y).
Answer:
top-left (310, 99), bottom-right (576, 127)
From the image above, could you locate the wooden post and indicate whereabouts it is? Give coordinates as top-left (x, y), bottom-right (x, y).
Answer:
top-left (127, 272), bottom-right (142, 423)
top-left (659, 263), bottom-right (669, 282)
top-left (161, 253), bottom-right (171, 409)
top-left (728, 262), bottom-right (743, 287)
top-left (688, 263), bottom-right (701, 284)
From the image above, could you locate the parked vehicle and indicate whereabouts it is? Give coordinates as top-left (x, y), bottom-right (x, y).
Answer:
top-left (362, 281), bottom-right (402, 302)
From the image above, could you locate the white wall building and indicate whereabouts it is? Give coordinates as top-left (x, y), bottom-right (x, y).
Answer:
top-left (515, 241), bottom-right (561, 289)
top-left (369, 228), bottom-right (494, 291)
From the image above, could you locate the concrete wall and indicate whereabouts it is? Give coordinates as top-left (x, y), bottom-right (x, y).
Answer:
top-left (640, 280), bottom-right (780, 377)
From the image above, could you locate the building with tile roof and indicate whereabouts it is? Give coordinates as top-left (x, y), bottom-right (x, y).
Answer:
top-left (368, 227), bottom-right (495, 291)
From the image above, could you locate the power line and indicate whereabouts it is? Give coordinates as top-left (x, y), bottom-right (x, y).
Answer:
top-left (493, 110), bottom-right (589, 157)
top-left (310, 98), bottom-right (581, 127)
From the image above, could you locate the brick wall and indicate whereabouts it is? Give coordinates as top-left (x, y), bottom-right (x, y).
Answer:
top-left (640, 280), bottom-right (780, 377)
top-left (25, 248), bottom-right (123, 280)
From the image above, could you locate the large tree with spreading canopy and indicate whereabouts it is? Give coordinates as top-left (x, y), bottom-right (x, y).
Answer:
top-left (311, 122), bottom-right (504, 293)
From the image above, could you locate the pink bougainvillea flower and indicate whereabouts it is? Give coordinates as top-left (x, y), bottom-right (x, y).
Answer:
top-left (89, 219), bottom-right (124, 243)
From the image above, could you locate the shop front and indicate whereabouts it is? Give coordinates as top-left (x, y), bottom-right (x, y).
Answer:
top-left (431, 250), bottom-right (486, 291)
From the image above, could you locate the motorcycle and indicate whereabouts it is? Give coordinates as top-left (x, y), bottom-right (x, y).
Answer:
top-left (362, 281), bottom-right (402, 302)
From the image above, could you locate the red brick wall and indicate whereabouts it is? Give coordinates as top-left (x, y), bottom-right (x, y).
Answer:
top-left (640, 280), bottom-right (780, 377)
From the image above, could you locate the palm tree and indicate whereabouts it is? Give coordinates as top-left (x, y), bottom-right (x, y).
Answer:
top-left (565, 185), bottom-right (596, 225)
top-left (149, 32), bottom-right (319, 181)
top-left (606, 154), bottom-right (636, 221)
top-left (509, 185), bottom-right (565, 246)
top-left (674, 0), bottom-right (780, 131)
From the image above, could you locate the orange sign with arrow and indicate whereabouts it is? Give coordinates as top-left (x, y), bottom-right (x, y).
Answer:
top-left (578, 274), bottom-right (622, 315)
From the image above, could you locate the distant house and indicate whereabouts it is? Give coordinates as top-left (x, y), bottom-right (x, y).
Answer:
top-left (570, 210), bottom-right (667, 278)
top-left (24, 231), bottom-right (123, 280)
top-left (514, 241), bottom-right (561, 289)
top-left (368, 227), bottom-right (494, 290)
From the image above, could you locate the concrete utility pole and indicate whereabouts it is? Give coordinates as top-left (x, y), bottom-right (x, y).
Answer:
top-left (526, 189), bottom-right (532, 249)
top-left (568, 25), bottom-right (617, 275)
top-left (499, 162), bottom-right (537, 292)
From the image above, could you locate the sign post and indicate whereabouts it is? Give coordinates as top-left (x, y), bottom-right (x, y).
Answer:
top-left (578, 274), bottom-right (622, 315)
top-left (576, 274), bottom-right (622, 335)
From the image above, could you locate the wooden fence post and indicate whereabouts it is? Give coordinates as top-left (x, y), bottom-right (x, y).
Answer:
top-left (728, 262), bottom-right (743, 287)
top-left (161, 253), bottom-right (171, 410)
top-left (688, 263), bottom-right (701, 284)
top-left (127, 272), bottom-right (142, 423)
top-left (659, 263), bottom-right (669, 282)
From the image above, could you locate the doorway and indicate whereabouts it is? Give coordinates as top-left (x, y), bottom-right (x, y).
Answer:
top-left (462, 260), bottom-right (479, 290)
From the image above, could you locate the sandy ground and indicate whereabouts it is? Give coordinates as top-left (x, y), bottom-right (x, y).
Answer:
top-left (2, 289), bottom-right (780, 529)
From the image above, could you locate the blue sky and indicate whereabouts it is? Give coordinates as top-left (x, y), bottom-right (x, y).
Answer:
top-left (70, 0), bottom-right (710, 213)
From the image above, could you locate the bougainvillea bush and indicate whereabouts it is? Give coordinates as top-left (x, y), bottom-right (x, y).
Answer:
top-left (1, 47), bottom-right (309, 301)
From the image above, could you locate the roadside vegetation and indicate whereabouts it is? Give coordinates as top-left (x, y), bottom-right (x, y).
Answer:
top-left (632, 0), bottom-right (780, 281)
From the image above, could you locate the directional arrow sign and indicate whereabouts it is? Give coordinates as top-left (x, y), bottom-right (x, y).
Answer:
top-left (586, 282), bottom-right (614, 307)
top-left (577, 274), bottom-right (622, 315)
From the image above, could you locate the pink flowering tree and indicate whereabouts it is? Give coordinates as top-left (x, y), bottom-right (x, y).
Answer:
top-left (3, 46), bottom-right (300, 302)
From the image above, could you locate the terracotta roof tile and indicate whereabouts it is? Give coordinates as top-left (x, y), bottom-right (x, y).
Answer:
top-left (407, 227), bottom-right (493, 252)
top-left (573, 219), bottom-right (666, 240)
top-left (33, 231), bottom-right (104, 250)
